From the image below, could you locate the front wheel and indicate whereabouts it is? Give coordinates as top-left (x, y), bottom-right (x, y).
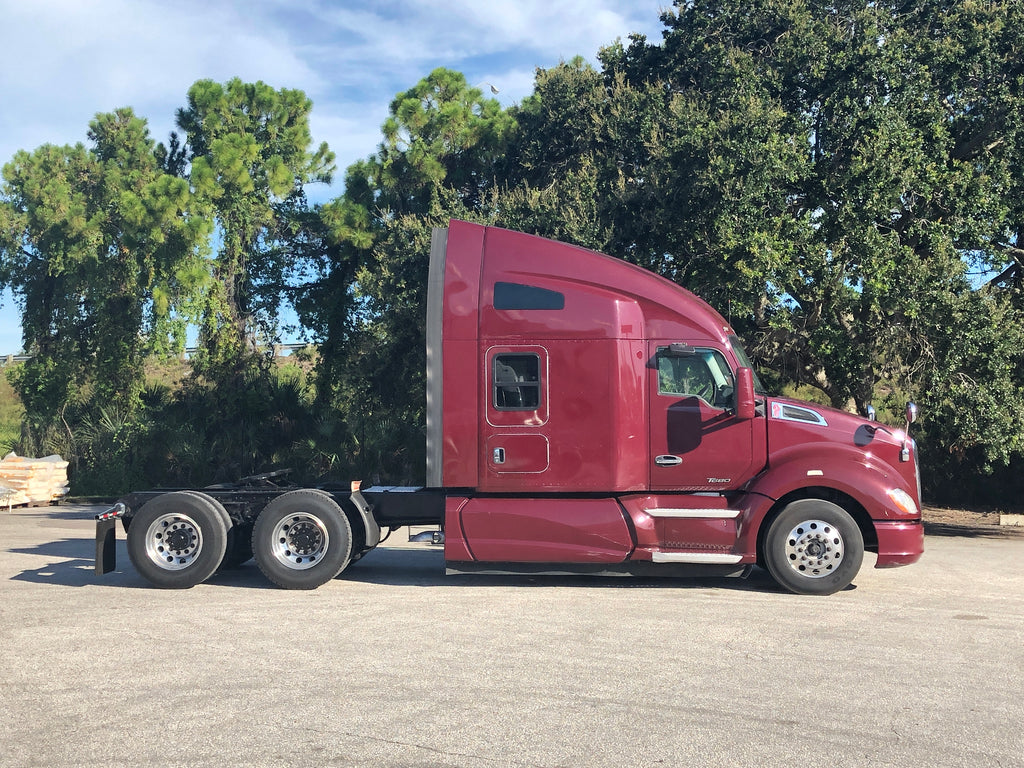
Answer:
top-left (126, 492), bottom-right (229, 588)
top-left (252, 490), bottom-right (352, 589)
top-left (762, 499), bottom-right (864, 596)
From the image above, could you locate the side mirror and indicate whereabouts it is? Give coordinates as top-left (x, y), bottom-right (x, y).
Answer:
top-left (735, 367), bottom-right (756, 420)
top-left (906, 402), bottom-right (918, 425)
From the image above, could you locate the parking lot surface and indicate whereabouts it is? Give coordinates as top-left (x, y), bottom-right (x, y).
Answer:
top-left (1, 504), bottom-right (1022, 767)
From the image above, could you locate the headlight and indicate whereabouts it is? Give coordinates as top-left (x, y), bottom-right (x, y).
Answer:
top-left (887, 487), bottom-right (919, 518)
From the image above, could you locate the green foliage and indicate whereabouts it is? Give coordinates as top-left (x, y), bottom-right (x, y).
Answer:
top-left (0, 109), bottom-right (208, 481)
top-left (0, 368), bottom-right (24, 455)
top-left (346, 68), bottom-right (515, 217)
top-left (511, 0), bottom-right (1024, 498)
top-left (176, 78), bottom-right (335, 374)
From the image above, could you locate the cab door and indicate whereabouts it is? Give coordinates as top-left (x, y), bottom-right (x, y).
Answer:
top-left (648, 342), bottom-right (764, 491)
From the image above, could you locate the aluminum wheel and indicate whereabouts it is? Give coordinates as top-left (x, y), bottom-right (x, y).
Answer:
top-left (269, 513), bottom-right (330, 570)
top-left (784, 518), bottom-right (844, 578)
top-left (143, 513), bottom-right (204, 571)
top-left (127, 492), bottom-right (228, 588)
top-left (252, 490), bottom-right (353, 589)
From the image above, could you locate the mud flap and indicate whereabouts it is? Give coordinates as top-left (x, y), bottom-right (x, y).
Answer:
top-left (95, 503), bottom-right (125, 575)
top-left (95, 517), bottom-right (118, 575)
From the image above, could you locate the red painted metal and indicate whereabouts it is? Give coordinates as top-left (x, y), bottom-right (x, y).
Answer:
top-left (439, 221), bottom-right (484, 488)
top-left (453, 497), bottom-right (633, 563)
top-left (873, 522), bottom-right (926, 567)
top-left (436, 221), bottom-right (924, 574)
top-left (752, 398), bottom-right (921, 521)
top-left (618, 493), bottom-right (746, 562)
top-left (442, 496), bottom-right (474, 562)
top-left (647, 340), bottom-right (767, 492)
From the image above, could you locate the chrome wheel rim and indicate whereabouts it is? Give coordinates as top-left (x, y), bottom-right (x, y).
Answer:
top-left (145, 513), bottom-right (203, 571)
top-left (270, 513), bottom-right (329, 570)
top-left (784, 519), bottom-right (843, 578)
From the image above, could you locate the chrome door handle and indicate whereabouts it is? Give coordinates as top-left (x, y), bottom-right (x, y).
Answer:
top-left (655, 455), bottom-right (683, 466)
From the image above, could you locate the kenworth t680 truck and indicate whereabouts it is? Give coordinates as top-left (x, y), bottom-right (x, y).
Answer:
top-left (96, 221), bottom-right (924, 595)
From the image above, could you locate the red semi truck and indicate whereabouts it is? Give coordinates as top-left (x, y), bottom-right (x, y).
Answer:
top-left (96, 220), bottom-right (924, 595)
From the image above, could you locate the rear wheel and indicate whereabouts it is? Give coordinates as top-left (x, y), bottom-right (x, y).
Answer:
top-left (126, 492), bottom-right (228, 588)
top-left (252, 490), bottom-right (352, 589)
top-left (763, 499), bottom-right (864, 595)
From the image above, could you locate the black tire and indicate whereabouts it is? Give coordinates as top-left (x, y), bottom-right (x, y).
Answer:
top-left (251, 489), bottom-right (352, 589)
top-left (126, 491), bottom-right (229, 589)
top-left (762, 499), bottom-right (864, 596)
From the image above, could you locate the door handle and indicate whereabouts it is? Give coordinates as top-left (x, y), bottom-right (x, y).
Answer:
top-left (655, 455), bottom-right (683, 466)
top-left (493, 447), bottom-right (506, 465)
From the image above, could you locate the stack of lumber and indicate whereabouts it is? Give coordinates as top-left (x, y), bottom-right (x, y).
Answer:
top-left (0, 452), bottom-right (70, 508)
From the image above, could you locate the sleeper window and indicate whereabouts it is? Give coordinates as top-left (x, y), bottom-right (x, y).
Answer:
top-left (493, 354), bottom-right (540, 410)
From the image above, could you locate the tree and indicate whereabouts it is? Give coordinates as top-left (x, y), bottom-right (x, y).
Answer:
top-left (295, 70), bottom-right (515, 483)
top-left (346, 67), bottom-right (515, 218)
top-left (0, 110), bottom-right (204, 444)
top-left (175, 78), bottom-right (335, 374)
top-left (590, 1), bottom-right (1024, 481)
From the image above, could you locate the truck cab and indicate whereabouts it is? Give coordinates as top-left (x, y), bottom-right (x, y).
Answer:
top-left (429, 221), bottom-right (923, 594)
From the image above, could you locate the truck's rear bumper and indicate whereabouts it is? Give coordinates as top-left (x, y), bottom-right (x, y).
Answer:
top-left (873, 520), bottom-right (924, 568)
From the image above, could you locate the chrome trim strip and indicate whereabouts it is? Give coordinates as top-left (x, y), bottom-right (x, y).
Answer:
top-left (770, 401), bottom-right (829, 427)
top-left (645, 508), bottom-right (741, 519)
top-left (652, 552), bottom-right (743, 564)
top-left (425, 227), bottom-right (447, 489)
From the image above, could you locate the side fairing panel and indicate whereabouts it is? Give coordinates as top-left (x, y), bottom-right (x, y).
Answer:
top-left (439, 221), bottom-right (485, 488)
top-left (454, 496), bottom-right (634, 563)
top-left (618, 493), bottom-right (755, 563)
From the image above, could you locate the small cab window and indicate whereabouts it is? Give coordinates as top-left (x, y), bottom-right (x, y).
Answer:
top-left (494, 282), bottom-right (565, 310)
top-left (493, 354), bottom-right (541, 410)
top-left (657, 347), bottom-right (735, 409)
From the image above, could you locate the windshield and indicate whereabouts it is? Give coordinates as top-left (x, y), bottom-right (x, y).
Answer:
top-left (728, 335), bottom-right (766, 395)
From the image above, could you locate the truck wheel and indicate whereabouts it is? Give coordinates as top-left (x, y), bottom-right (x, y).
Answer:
top-left (126, 492), bottom-right (229, 588)
top-left (251, 490), bottom-right (352, 589)
top-left (763, 499), bottom-right (864, 596)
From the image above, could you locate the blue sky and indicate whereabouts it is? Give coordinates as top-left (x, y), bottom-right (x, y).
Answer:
top-left (0, 0), bottom-right (669, 354)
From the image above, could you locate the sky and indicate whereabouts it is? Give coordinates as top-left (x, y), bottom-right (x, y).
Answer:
top-left (0, 0), bottom-right (670, 355)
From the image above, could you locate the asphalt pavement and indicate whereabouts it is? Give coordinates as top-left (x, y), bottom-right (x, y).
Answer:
top-left (1, 504), bottom-right (1021, 767)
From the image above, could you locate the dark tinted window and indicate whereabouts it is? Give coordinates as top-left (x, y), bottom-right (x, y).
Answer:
top-left (494, 282), bottom-right (565, 311)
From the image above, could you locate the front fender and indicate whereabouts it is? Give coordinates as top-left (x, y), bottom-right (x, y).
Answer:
top-left (746, 443), bottom-right (919, 522)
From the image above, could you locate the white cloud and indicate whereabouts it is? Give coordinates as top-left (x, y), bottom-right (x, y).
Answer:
top-left (0, 0), bottom-right (327, 158)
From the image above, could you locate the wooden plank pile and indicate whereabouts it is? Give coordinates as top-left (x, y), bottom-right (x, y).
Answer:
top-left (0, 452), bottom-right (70, 509)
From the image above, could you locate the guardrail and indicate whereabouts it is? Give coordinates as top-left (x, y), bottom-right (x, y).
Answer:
top-left (0, 344), bottom-right (311, 367)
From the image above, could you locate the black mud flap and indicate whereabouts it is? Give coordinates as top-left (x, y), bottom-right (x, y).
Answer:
top-left (95, 503), bottom-right (126, 575)
top-left (95, 517), bottom-right (118, 575)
